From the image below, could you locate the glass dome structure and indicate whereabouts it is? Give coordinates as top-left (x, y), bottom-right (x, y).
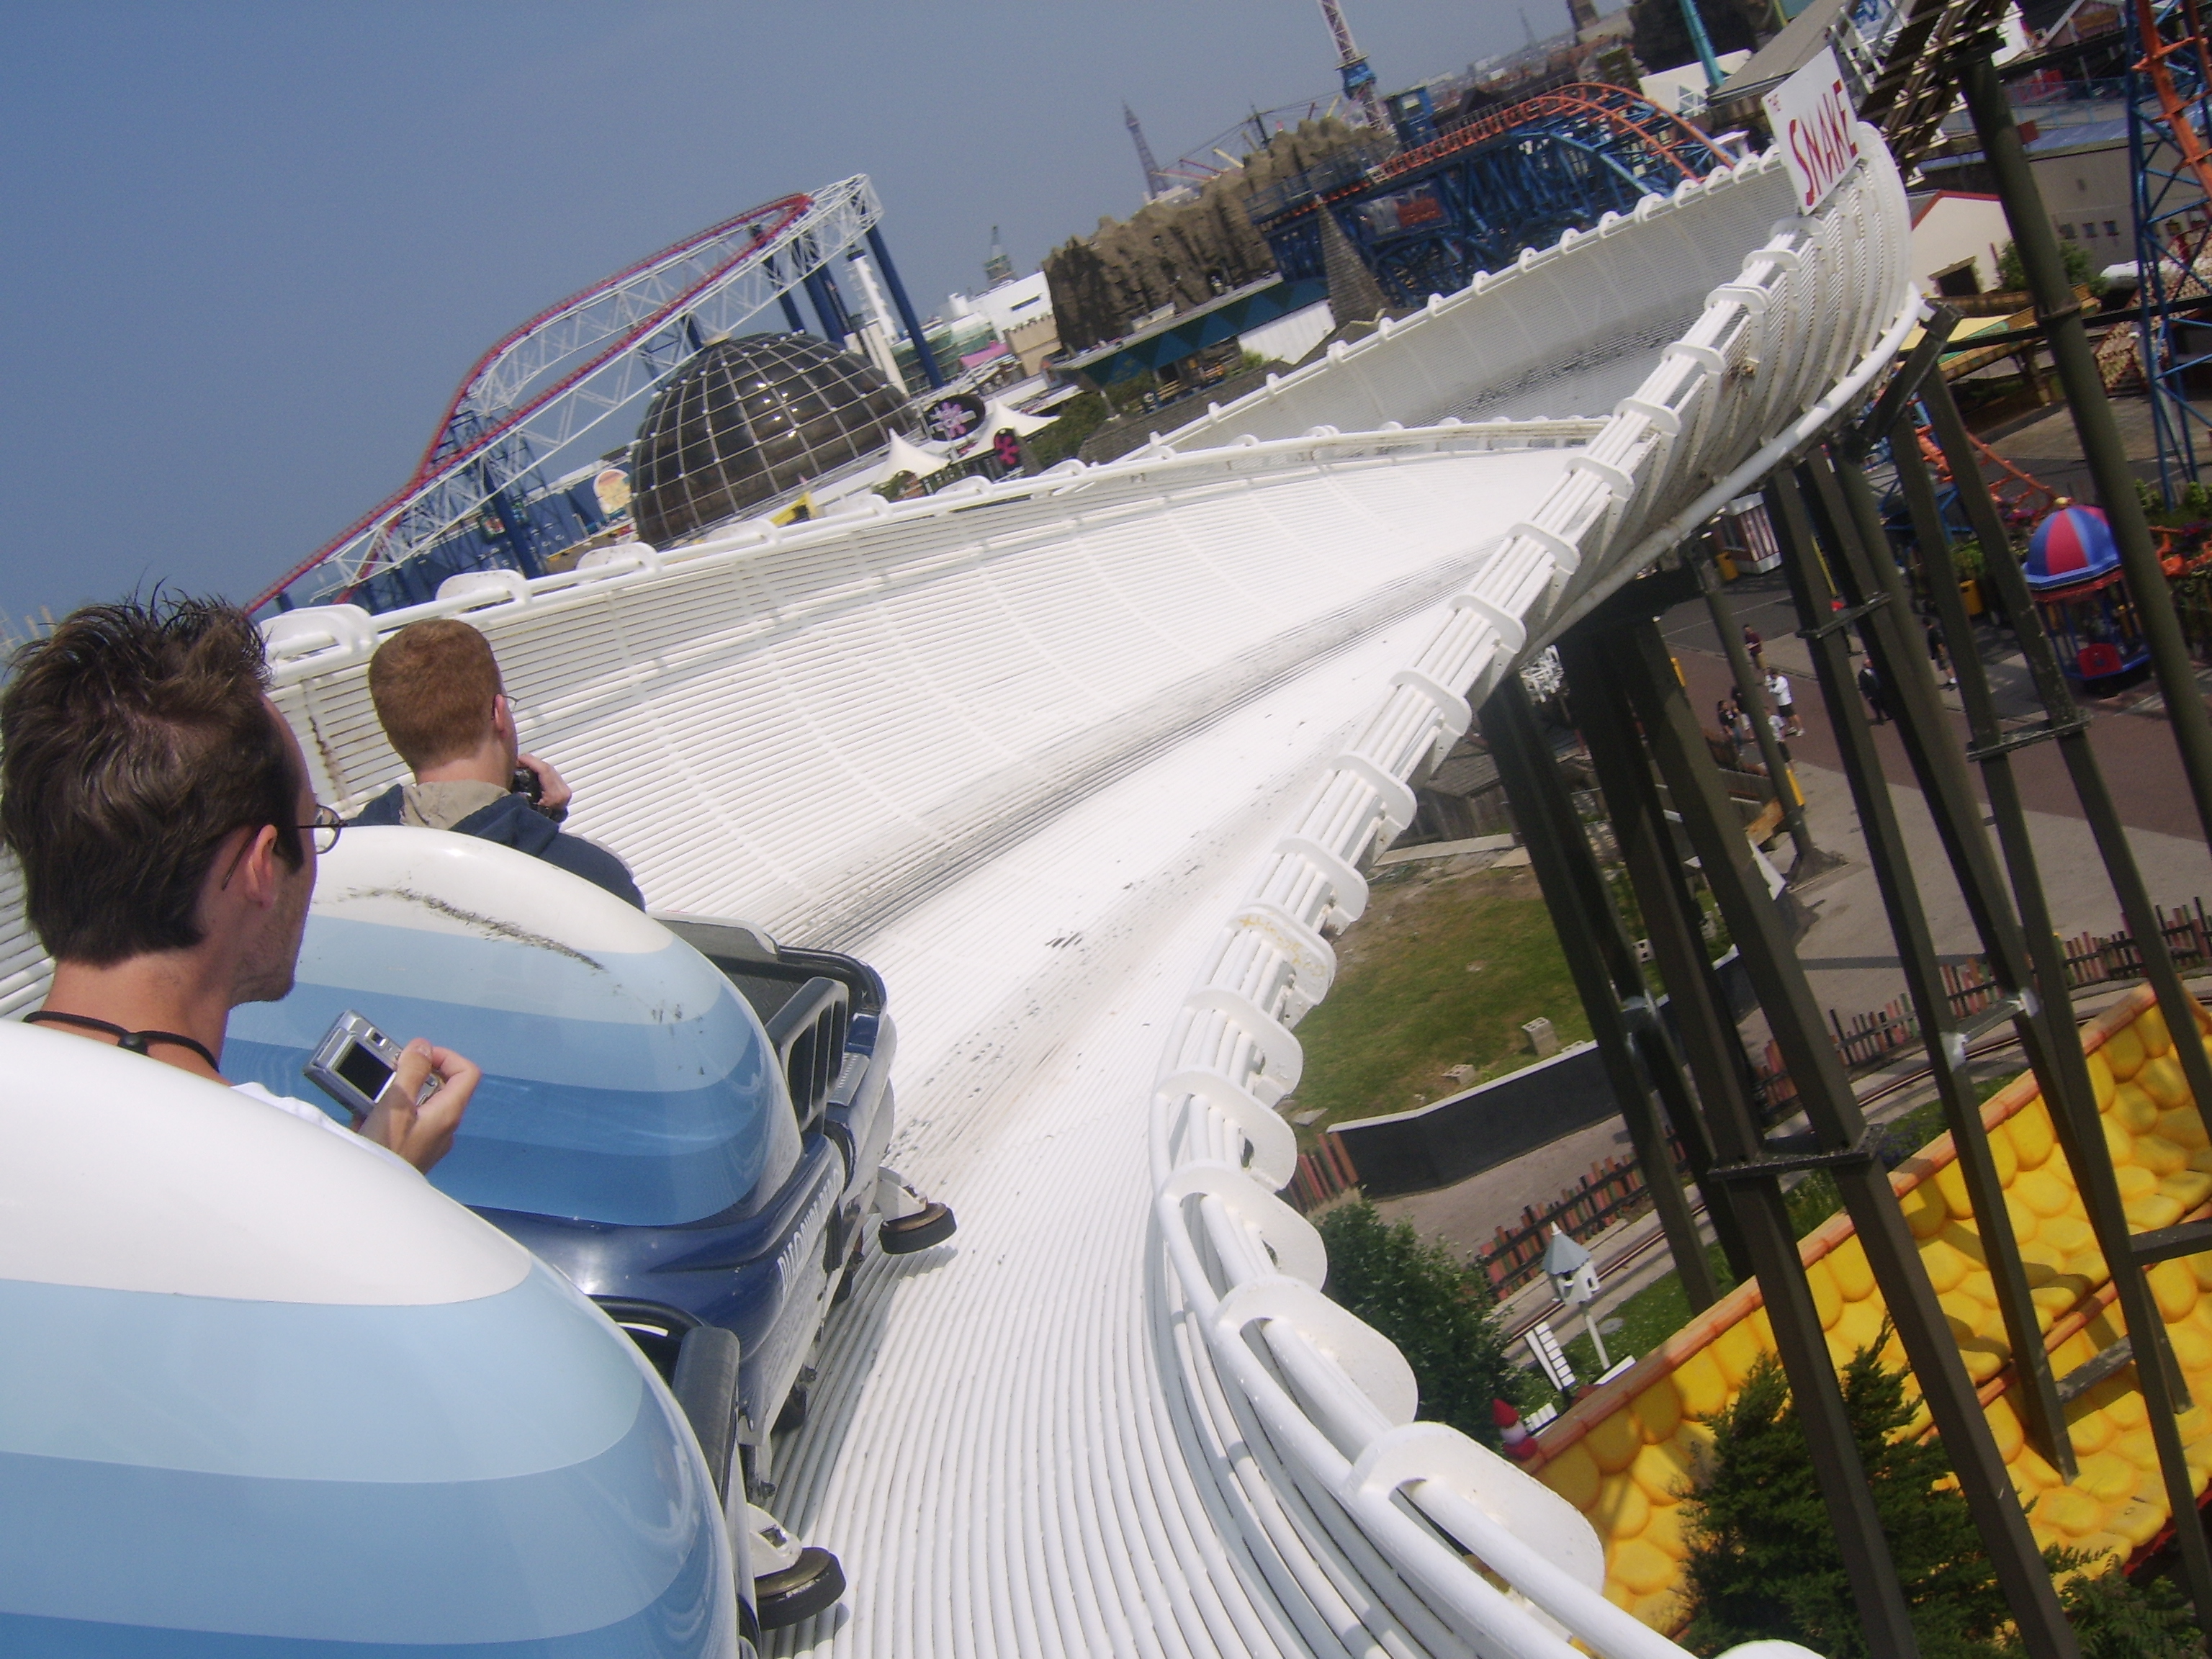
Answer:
top-left (629, 333), bottom-right (909, 544)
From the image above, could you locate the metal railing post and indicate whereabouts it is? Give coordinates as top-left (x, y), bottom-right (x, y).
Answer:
top-left (1481, 677), bottom-right (1721, 1311)
top-left (1611, 613), bottom-right (1925, 1656)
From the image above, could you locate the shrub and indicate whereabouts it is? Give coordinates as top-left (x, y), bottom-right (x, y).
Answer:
top-left (1681, 1344), bottom-right (2014, 1656)
top-left (1022, 390), bottom-right (1108, 469)
top-left (1315, 1199), bottom-right (1535, 1444)
top-left (2053, 1554), bottom-right (2197, 1658)
top-left (1679, 1343), bottom-right (2196, 1656)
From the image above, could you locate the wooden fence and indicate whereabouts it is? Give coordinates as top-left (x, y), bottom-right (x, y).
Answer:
top-left (1825, 897), bottom-right (2210, 1073)
top-left (1286, 1133), bottom-right (1361, 1213)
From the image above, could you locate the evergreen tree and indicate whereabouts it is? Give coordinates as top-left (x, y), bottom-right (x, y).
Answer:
top-left (1679, 1344), bottom-right (2198, 1657)
top-left (1995, 238), bottom-right (2108, 297)
top-left (2051, 1557), bottom-right (2197, 1658)
top-left (1316, 1200), bottom-right (1532, 1447)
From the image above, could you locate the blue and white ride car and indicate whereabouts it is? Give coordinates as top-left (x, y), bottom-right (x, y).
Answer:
top-left (227, 828), bottom-right (952, 1627)
top-left (0, 1022), bottom-right (748, 1655)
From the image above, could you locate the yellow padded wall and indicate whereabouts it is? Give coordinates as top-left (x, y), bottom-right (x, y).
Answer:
top-left (1524, 985), bottom-right (2212, 1632)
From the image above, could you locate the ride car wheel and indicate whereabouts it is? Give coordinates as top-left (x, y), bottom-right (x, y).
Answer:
top-left (879, 1200), bottom-right (956, 1255)
top-left (773, 1385), bottom-right (808, 1437)
top-left (756, 1545), bottom-right (845, 1629)
top-left (831, 1236), bottom-right (864, 1305)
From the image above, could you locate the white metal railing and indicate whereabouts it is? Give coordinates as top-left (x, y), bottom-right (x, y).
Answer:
top-left (256, 416), bottom-right (1605, 699)
top-left (1145, 132), bottom-right (1914, 1657)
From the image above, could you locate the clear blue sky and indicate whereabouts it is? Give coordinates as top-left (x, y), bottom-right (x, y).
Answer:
top-left (1, 1), bottom-right (1552, 629)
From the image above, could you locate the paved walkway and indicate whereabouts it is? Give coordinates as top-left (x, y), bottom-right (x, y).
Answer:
top-left (1660, 566), bottom-right (2212, 841)
top-left (1979, 390), bottom-right (2212, 505)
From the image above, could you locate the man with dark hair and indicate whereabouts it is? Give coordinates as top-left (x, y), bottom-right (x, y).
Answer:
top-left (352, 619), bottom-right (643, 907)
top-left (1, 596), bottom-right (476, 1171)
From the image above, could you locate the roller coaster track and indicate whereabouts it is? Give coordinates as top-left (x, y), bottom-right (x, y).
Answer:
top-left (1916, 423), bottom-right (2059, 526)
top-left (251, 179), bottom-right (882, 613)
top-left (2131, 0), bottom-right (2212, 490)
top-left (1856, 0), bottom-right (2015, 167)
top-left (1371, 84), bottom-right (1722, 188)
top-left (2136, 0), bottom-right (2212, 204)
top-left (5, 138), bottom-right (1924, 1655)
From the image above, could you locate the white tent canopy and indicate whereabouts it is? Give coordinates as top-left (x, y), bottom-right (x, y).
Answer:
top-left (981, 397), bottom-right (1057, 438)
top-left (874, 428), bottom-right (952, 485)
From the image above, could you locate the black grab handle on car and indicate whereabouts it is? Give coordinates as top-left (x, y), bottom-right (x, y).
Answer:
top-left (670, 1325), bottom-right (742, 1506)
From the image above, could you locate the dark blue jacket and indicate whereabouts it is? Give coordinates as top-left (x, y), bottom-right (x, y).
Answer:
top-left (351, 787), bottom-right (645, 909)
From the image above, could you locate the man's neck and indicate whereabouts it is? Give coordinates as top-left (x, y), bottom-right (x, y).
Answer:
top-left (413, 738), bottom-right (511, 791)
top-left (42, 956), bottom-right (235, 1083)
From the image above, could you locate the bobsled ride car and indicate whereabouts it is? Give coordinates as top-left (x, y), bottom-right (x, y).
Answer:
top-left (0, 1020), bottom-right (753, 1657)
top-left (226, 827), bottom-right (956, 1632)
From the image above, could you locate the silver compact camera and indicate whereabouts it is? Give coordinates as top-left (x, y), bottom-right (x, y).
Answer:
top-left (304, 1011), bottom-right (415, 1128)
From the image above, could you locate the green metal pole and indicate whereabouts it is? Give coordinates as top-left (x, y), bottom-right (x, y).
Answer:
top-left (1955, 38), bottom-right (2212, 849)
top-left (1693, 550), bottom-right (1837, 881)
top-left (1482, 680), bottom-right (1721, 1312)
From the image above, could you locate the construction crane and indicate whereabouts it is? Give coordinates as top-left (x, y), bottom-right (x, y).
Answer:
top-left (1316, 0), bottom-right (1385, 130)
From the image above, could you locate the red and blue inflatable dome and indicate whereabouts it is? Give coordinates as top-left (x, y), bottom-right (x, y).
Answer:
top-left (2026, 504), bottom-right (2121, 591)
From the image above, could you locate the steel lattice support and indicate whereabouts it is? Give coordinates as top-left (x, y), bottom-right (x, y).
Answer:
top-left (2130, 0), bottom-right (2212, 497)
top-left (1247, 85), bottom-right (1727, 308)
top-left (256, 177), bottom-right (889, 613)
top-left (1569, 593), bottom-right (1930, 1655)
top-left (1588, 580), bottom-right (2087, 1658)
top-left (1900, 367), bottom-right (2212, 1630)
top-left (1480, 676), bottom-right (1725, 1313)
top-left (1954, 35), bottom-right (2212, 850)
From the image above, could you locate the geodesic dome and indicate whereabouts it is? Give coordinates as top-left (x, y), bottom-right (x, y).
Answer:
top-left (629, 333), bottom-right (909, 544)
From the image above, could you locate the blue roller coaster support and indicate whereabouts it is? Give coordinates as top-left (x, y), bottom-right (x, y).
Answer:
top-left (865, 225), bottom-right (948, 389)
top-left (1249, 84), bottom-right (1727, 310)
top-left (761, 252), bottom-right (809, 333)
top-left (804, 259), bottom-right (855, 346)
top-left (1680, 0), bottom-right (1725, 90)
top-left (2128, 0), bottom-right (2212, 500)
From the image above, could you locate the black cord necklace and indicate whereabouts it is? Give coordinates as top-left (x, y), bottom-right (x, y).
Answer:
top-left (24, 1010), bottom-right (220, 1071)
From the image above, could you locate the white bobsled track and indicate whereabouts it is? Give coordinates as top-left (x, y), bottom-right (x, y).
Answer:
top-left (0, 134), bottom-right (1919, 1658)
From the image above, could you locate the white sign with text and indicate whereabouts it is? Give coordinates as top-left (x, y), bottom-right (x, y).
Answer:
top-left (1762, 47), bottom-right (1863, 215)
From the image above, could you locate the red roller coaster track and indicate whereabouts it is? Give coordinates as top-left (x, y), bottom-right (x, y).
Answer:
top-left (252, 191), bottom-right (817, 613)
top-left (1371, 83), bottom-right (1722, 188)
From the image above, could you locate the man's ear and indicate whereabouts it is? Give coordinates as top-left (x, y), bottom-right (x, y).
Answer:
top-left (233, 824), bottom-right (292, 907)
top-left (491, 693), bottom-right (516, 746)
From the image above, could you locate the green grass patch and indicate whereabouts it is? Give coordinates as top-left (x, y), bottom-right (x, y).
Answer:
top-left (1282, 860), bottom-right (1589, 1138)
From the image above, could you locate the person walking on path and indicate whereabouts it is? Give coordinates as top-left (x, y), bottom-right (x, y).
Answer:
top-left (1925, 615), bottom-right (1958, 691)
top-left (1743, 624), bottom-right (1764, 670)
top-left (1716, 693), bottom-right (1746, 767)
top-left (1858, 660), bottom-right (1889, 725)
top-left (1764, 667), bottom-right (1801, 737)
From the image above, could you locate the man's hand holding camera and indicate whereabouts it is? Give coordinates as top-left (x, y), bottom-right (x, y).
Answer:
top-left (364, 1040), bottom-right (480, 1172)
